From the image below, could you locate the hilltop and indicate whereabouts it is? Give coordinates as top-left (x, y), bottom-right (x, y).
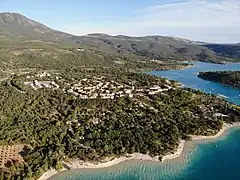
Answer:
top-left (0, 12), bottom-right (71, 41)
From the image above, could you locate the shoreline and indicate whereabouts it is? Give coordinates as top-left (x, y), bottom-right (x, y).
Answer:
top-left (39, 122), bottom-right (240, 180)
top-left (38, 168), bottom-right (67, 180)
top-left (191, 123), bottom-right (239, 141)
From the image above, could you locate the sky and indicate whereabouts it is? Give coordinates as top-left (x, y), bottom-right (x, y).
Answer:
top-left (0, 0), bottom-right (240, 43)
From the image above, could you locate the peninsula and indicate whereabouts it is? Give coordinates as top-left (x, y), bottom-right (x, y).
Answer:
top-left (198, 71), bottom-right (240, 88)
top-left (1, 68), bottom-right (240, 180)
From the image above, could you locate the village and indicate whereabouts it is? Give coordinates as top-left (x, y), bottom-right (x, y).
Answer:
top-left (23, 72), bottom-right (175, 100)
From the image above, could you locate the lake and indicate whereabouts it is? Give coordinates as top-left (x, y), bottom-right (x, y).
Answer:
top-left (51, 62), bottom-right (240, 180)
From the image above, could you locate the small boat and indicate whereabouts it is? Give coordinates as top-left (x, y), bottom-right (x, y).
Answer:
top-left (217, 94), bottom-right (229, 99)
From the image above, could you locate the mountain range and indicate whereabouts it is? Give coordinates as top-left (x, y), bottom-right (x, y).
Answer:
top-left (0, 12), bottom-right (239, 69)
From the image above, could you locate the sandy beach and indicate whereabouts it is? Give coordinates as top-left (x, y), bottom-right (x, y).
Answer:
top-left (192, 122), bottom-right (240, 141)
top-left (63, 152), bottom-right (160, 169)
top-left (38, 168), bottom-right (67, 180)
top-left (38, 153), bottom-right (160, 180)
top-left (39, 122), bottom-right (240, 180)
top-left (161, 140), bottom-right (185, 162)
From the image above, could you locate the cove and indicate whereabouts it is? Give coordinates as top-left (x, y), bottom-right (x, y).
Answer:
top-left (50, 62), bottom-right (240, 180)
top-left (150, 62), bottom-right (240, 105)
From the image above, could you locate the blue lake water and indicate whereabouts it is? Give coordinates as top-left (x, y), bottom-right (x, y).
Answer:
top-left (51, 62), bottom-right (240, 180)
top-left (150, 62), bottom-right (240, 105)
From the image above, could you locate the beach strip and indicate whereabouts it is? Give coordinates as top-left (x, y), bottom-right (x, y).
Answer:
top-left (39, 122), bottom-right (240, 180)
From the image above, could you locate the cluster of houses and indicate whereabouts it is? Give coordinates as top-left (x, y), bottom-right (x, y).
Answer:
top-left (26, 72), bottom-right (51, 79)
top-left (66, 77), bottom-right (135, 99)
top-left (24, 80), bottom-right (60, 90)
top-left (66, 76), bottom-right (173, 99)
top-left (24, 72), bottom-right (60, 90)
top-left (147, 85), bottom-right (173, 95)
top-left (23, 72), bottom-right (174, 99)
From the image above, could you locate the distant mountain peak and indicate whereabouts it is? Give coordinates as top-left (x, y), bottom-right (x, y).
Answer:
top-left (0, 12), bottom-right (21, 16)
top-left (0, 12), bottom-right (47, 28)
top-left (0, 12), bottom-right (70, 41)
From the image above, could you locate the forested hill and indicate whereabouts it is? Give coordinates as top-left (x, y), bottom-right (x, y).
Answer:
top-left (198, 71), bottom-right (240, 88)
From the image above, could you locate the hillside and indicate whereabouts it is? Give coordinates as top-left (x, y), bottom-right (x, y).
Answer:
top-left (0, 13), bottom-right (190, 76)
top-left (204, 44), bottom-right (240, 60)
top-left (198, 71), bottom-right (240, 88)
top-left (0, 12), bottom-right (239, 66)
top-left (72, 34), bottom-right (239, 63)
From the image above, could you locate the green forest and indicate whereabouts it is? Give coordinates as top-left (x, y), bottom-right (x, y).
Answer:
top-left (198, 71), bottom-right (240, 88)
top-left (0, 70), bottom-right (240, 179)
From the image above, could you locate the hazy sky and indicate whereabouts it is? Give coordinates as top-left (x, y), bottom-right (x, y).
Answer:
top-left (0, 0), bottom-right (240, 43)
